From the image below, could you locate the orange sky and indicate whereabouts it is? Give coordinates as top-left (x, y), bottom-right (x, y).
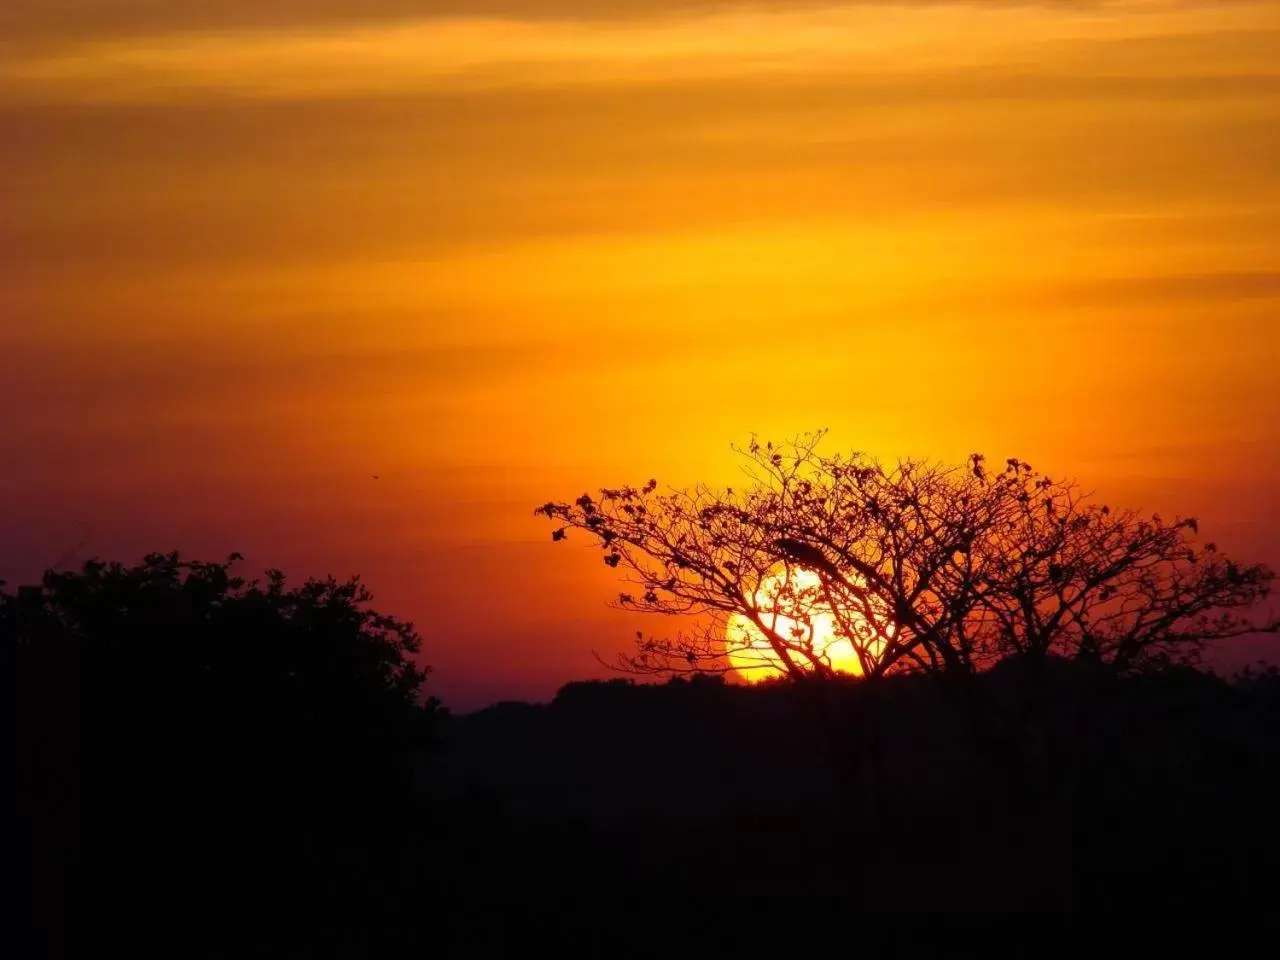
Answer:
top-left (3, 0), bottom-right (1279, 706)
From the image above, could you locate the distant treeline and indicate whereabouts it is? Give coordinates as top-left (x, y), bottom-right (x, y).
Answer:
top-left (9, 555), bottom-right (1280, 952)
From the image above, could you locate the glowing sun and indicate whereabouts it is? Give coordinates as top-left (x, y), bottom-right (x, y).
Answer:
top-left (725, 567), bottom-right (880, 680)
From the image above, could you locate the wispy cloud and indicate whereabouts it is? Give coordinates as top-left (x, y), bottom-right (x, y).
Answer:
top-left (5, 2), bottom-right (1253, 44)
top-left (4, 1), bottom-right (1276, 103)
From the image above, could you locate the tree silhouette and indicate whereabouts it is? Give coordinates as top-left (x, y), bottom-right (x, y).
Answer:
top-left (6, 552), bottom-right (442, 953)
top-left (540, 433), bottom-right (1276, 679)
top-left (538, 433), bottom-right (1278, 801)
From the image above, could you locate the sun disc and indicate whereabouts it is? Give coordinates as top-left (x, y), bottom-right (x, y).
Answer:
top-left (725, 566), bottom-right (875, 681)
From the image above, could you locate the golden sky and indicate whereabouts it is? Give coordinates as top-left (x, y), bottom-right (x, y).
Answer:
top-left (3, 0), bottom-right (1279, 705)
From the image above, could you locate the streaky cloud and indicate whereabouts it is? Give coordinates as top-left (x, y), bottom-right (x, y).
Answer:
top-left (7, 2), bottom-right (1235, 45)
top-left (4, 1), bottom-right (1278, 105)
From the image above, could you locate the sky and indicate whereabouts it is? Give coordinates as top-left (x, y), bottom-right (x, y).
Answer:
top-left (2, 0), bottom-right (1279, 707)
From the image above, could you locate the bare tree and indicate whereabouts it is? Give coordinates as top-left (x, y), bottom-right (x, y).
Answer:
top-left (535, 437), bottom-right (898, 681)
top-left (537, 433), bottom-right (1278, 801)
top-left (539, 433), bottom-right (1275, 678)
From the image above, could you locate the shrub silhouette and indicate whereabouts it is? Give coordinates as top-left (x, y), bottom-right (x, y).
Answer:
top-left (6, 552), bottom-right (441, 953)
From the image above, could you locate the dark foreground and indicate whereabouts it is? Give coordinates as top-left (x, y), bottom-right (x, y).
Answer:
top-left (17, 669), bottom-right (1280, 954)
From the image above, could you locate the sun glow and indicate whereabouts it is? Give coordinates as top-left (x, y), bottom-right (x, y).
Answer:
top-left (725, 567), bottom-right (884, 681)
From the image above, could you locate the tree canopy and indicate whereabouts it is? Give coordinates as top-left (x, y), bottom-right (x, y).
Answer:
top-left (6, 552), bottom-right (442, 953)
top-left (6, 551), bottom-right (439, 813)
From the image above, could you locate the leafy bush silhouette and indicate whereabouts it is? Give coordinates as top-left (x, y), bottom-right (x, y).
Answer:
top-left (6, 552), bottom-right (441, 952)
